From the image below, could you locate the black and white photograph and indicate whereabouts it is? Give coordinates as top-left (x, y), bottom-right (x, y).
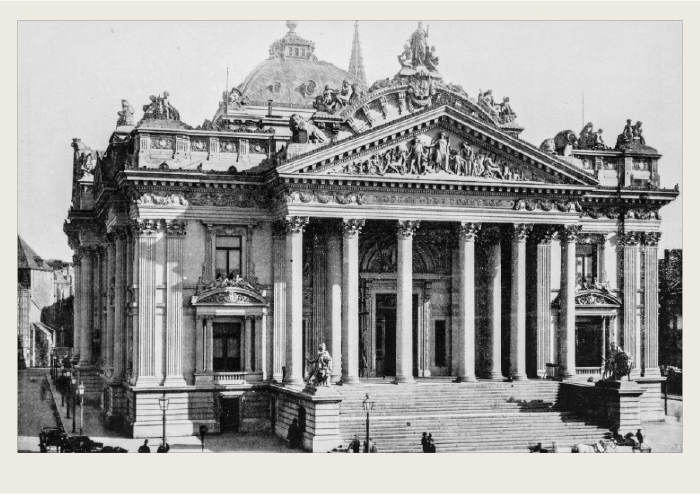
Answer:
top-left (16, 14), bottom-right (683, 464)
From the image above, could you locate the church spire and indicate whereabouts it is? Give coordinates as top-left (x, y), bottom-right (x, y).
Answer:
top-left (348, 21), bottom-right (367, 86)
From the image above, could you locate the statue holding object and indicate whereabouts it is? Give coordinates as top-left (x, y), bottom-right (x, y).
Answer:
top-left (117, 99), bottom-right (135, 127)
top-left (305, 343), bottom-right (333, 387)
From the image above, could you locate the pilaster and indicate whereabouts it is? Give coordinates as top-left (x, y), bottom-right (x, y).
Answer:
top-left (245, 315), bottom-right (254, 373)
top-left (272, 222), bottom-right (286, 383)
top-left (78, 248), bottom-right (94, 367)
top-left (104, 238), bottom-right (116, 376)
top-left (642, 232), bottom-right (661, 377)
top-left (341, 219), bottom-right (365, 385)
top-left (621, 231), bottom-right (642, 376)
top-left (113, 229), bottom-right (127, 379)
top-left (534, 226), bottom-right (556, 378)
top-left (394, 220), bottom-right (420, 384)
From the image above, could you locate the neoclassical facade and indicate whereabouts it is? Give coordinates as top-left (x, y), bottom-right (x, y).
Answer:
top-left (65, 21), bottom-right (677, 442)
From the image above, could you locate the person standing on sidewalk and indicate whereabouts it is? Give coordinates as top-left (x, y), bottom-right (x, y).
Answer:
top-left (138, 439), bottom-right (150, 453)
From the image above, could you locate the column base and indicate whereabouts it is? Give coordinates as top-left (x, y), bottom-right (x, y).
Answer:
top-left (454, 375), bottom-right (478, 383)
top-left (392, 376), bottom-right (416, 385)
top-left (283, 378), bottom-right (305, 388)
top-left (339, 376), bottom-right (362, 385)
top-left (482, 372), bottom-right (505, 381)
top-left (133, 375), bottom-right (160, 387)
top-left (163, 376), bottom-right (188, 387)
top-left (330, 374), bottom-right (342, 384)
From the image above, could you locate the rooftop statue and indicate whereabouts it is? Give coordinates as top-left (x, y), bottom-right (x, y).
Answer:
top-left (116, 99), bottom-right (134, 127)
top-left (409, 22), bottom-right (430, 68)
top-left (289, 113), bottom-right (327, 144)
top-left (141, 92), bottom-right (181, 123)
top-left (314, 80), bottom-right (360, 113)
top-left (478, 90), bottom-right (518, 124)
top-left (397, 22), bottom-right (441, 78)
top-left (615, 119), bottom-right (648, 150)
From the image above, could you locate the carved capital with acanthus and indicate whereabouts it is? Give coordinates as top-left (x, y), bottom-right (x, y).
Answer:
top-left (283, 216), bottom-right (309, 235)
top-left (558, 225), bottom-right (582, 243)
top-left (131, 218), bottom-right (163, 236)
top-left (620, 231), bottom-right (642, 246)
top-left (512, 223), bottom-right (533, 242)
top-left (342, 219), bottom-right (366, 237)
top-left (396, 220), bottom-right (420, 238)
top-left (479, 225), bottom-right (502, 245)
top-left (644, 231), bottom-right (661, 247)
top-left (165, 219), bottom-right (187, 236)
top-left (458, 222), bottom-right (481, 241)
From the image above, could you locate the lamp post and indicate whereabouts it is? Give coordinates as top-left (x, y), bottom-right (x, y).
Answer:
top-left (77, 382), bottom-right (85, 435)
top-left (159, 395), bottom-right (169, 449)
top-left (71, 375), bottom-right (77, 433)
top-left (362, 393), bottom-right (375, 453)
top-left (65, 371), bottom-right (72, 420)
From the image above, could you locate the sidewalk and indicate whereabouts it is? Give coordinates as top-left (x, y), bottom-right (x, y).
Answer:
top-left (17, 370), bottom-right (63, 452)
top-left (46, 373), bottom-right (301, 453)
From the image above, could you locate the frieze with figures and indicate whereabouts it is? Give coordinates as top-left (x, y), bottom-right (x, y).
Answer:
top-left (313, 134), bottom-right (544, 182)
top-left (513, 198), bottom-right (581, 213)
top-left (186, 191), bottom-right (270, 208)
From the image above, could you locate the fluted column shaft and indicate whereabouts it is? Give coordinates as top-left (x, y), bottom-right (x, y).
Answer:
top-left (165, 220), bottom-right (187, 386)
top-left (326, 231), bottom-right (343, 383)
top-left (283, 216), bottom-right (308, 386)
top-left (559, 225), bottom-right (579, 379)
top-left (483, 231), bottom-right (503, 380)
top-left (245, 316), bottom-right (254, 373)
top-left (456, 222), bottom-right (480, 382)
top-left (133, 220), bottom-right (159, 387)
top-left (535, 228), bottom-right (555, 378)
top-left (394, 220), bottom-right (420, 384)
top-left (341, 219), bottom-right (364, 385)
top-left (510, 224), bottom-right (532, 380)
top-left (105, 241), bottom-right (116, 374)
top-left (622, 231), bottom-right (641, 375)
top-left (72, 256), bottom-right (82, 359)
top-left (642, 232), bottom-right (661, 376)
top-left (113, 232), bottom-right (126, 379)
top-left (272, 227), bottom-right (286, 382)
top-left (78, 249), bottom-right (93, 366)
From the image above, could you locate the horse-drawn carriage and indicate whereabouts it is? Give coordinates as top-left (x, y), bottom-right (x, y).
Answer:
top-left (38, 427), bottom-right (127, 453)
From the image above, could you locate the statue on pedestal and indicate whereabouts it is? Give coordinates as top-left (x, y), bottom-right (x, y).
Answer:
top-left (305, 343), bottom-right (333, 387)
top-left (117, 99), bottom-right (134, 127)
top-left (289, 114), bottom-right (327, 143)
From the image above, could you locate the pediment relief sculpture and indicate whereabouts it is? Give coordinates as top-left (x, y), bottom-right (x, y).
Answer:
top-left (309, 131), bottom-right (549, 183)
top-left (191, 281), bottom-right (268, 306)
top-left (574, 289), bottom-right (621, 306)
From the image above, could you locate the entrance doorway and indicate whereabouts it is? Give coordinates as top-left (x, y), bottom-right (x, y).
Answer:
top-left (375, 294), bottom-right (419, 378)
top-left (575, 317), bottom-right (604, 368)
top-left (219, 396), bottom-right (240, 432)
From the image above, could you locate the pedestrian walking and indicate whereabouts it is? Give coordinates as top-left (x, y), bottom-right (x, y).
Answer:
top-left (369, 438), bottom-right (378, 453)
top-left (157, 442), bottom-right (170, 453)
top-left (347, 434), bottom-right (361, 453)
top-left (287, 418), bottom-right (302, 449)
top-left (427, 433), bottom-right (436, 453)
top-left (138, 439), bottom-right (150, 453)
top-left (421, 432), bottom-right (429, 452)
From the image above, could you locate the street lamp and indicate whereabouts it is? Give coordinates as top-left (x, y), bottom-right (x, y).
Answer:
top-left (159, 395), bottom-right (169, 449)
top-left (71, 375), bottom-right (77, 432)
top-left (77, 382), bottom-right (85, 435)
top-left (362, 393), bottom-right (375, 453)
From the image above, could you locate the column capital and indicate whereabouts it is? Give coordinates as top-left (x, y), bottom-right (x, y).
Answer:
top-left (283, 216), bottom-right (309, 235)
top-left (396, 219), bottom-right (420, 238)
top-left (479, 225), bottom-right (502, 245)
top-left (458, 222), bottom-right (481, 241)
top-left (165, 219), bottom-right (187, 236)
top-left (131, 218), bottom-right (163, 236)
top-left (342, 218), bottom-right (366, 237)
top-left (558, 224), bottom-right (582, 243)
top-left (512, 223), bottom-right (533, 242)
top-left (620, 230), bottom-right (642, 246)
top-left (643, 231), bottom-right (661, 246)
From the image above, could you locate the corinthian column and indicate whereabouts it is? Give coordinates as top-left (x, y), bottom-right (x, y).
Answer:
top-left (272, 222), bottom-right (286, 383)
top-left (105, 239), bottom-right (116, 375)
top-left (133, 219), bottom-right (159, 387)
top-left (509, 223), bottom-right (532, 381)
top-left (481, 227), bottom-right (503, 380)
top-left (456, 222), bottom-right (480, 382)
top-left (283, 216), bottom-right (308, 387)
top-left (326, 226), bottom-right (343, 383)
top-left (72, 252), bottom-right (82, 360)
top-left (113, 229), bottom-right (126, 379)
top-left (78, 248), bottom-right (94, 367)
top-left (559, 225), bottom-right (580, 379)
top-left (621, 231), bottom-right (642, 376)
top-left (164, 220), bottom-right (187, 386)
top-left (642, 232), bottom-right (661, 377)
top-left (534, 226), bottom-right (556, 378)
top-left (341, 219), bottom-right (365, 385)
top-left (394, 220), bottom-right (420, 384)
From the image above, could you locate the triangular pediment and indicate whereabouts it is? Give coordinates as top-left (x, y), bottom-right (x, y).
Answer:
top-left (277, 106), bottom-right (598, 186)
top-left (191, 286), bottom-right (268, 306)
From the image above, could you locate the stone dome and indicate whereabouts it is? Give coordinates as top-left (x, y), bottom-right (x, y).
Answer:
top-left (237, 22), bottom-right (365, 107)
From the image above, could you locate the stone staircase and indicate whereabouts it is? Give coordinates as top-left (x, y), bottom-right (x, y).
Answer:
top-left (337, 380), bottom-right (610, 452)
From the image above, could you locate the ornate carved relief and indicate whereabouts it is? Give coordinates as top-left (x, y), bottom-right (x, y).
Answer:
top-left (131, 218), bottom-right (164, 235)
top-left (643, 232), bottom-right (661, 246)
top-left (532, 225), bottom-right (557, 244)
top-left (458, 222), bottom-right (481, 241)
top-left (512, 223), bottom-right (533, 241)
top-left (283, 190), bottom-right (365, 206)
top-left (577, 233), bottom-right (605, 245)
top-left (136, 192), bottom-right (189, 206)
top-left (284, 216), bottom-right (309, 235)
top-left (514, 198), bottom-right (581, 213)
top-left (342, 219), bottom-right (366, 237)
top-left (559, 225), bottom-right (582, 242)
top-left (165, 220), bottom-right (187, 236)
top-left (186, 191), bottom-right (269, 209)
top-left (396, 220), bottom-right (420, 238)
top-left (620, 231), bottom-right (642, 246)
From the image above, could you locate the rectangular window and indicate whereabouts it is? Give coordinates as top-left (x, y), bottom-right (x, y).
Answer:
top-left (213, 322), bottom-right (242, 372)
top-left (215, 236), bottom-right (242, 279)
top-left (576, 244), bottom-right (597, 288)
top-left (434, 320), bottom-right (447, 367)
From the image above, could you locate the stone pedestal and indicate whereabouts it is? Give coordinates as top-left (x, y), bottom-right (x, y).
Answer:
top-left (595, 379), bottom-right (645, 436)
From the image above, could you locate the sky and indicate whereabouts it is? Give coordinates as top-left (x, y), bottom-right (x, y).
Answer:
top-left (18, 20), bottom-right (682, 261)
